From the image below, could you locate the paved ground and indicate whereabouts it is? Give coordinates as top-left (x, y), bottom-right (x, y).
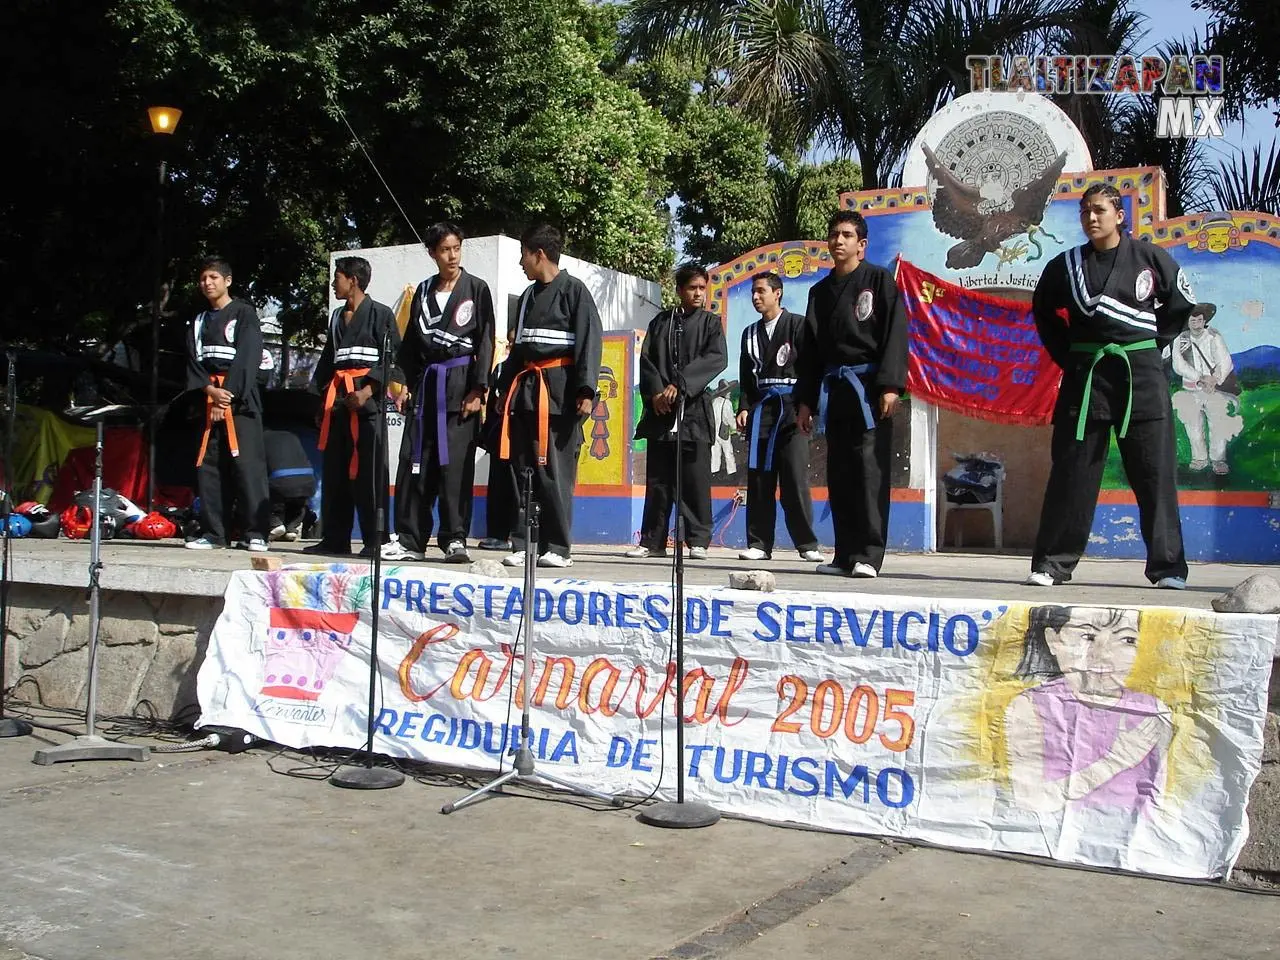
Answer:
top-left (0, 729), bottom-right (1274, 960)
top-left (9, 537), bottom-right (1276, 612)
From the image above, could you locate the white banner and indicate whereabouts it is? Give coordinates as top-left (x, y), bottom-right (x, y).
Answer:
top-left (197, 565), bottom-right (1277, 879)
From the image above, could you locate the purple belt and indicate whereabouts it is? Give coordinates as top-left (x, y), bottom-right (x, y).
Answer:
top-left (412, 356), bottom-right (471, 472)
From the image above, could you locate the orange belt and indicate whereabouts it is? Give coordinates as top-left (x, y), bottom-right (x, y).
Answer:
top-left (318, 367), bottom-right (372, 481)
top-left (499, 357), bottom-right (573, 466)
top-left (196, 373), bottom-right (239, 467)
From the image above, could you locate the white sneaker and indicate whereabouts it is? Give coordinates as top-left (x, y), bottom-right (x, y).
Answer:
top-left (537, 552), bottom-right (573, 568)
top-left (815, 563), bottom-right (847, 576)
top-left (1023, 571), bottom-right (1056, 586)
top-left (851, 562), bottom-right (878, 578)
top-left (687, 546), bottom-right (708, 560)
top-left (799, 549), bottom-right (824, 562)
top-left (625, 546), bottom-right (662, 558)
top-left (738, 547), bottom-right (768, 561)
top-left (444, 541), bottom-right (471, 563)
top-left (268, 524), bottom-right (287, 542)
top-left (382, 542), bottom-right (425, 562)
top-left (502, 552), bottom-right (525, 567)
top-left (185, 537), bottom-right (219, 550)
top-left (1156, 576), bottom-right (1187, 590)
top-left (247, 538), bottom-right (269, 553)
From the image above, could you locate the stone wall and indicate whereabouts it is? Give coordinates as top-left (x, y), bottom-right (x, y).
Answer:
top-left (3, 584), bottom-right (223, 722)
top-left (1, 580), bottom-right (1277, 880)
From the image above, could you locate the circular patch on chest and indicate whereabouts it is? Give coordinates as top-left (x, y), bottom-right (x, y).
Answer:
top-left (855, 290), bottom-right (874, 322)
top-left (454, 300), bottom-right (475, 328)
top-left (1134, 267), bottom-right (1154, 302)
top-left (775, 343), bottom-right (792, 367)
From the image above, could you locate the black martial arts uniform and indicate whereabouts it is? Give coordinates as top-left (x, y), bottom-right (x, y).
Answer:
top-left (1030, 234), bottom-right (1195, 583)
top-left (499, 271), bottom-right (602, 559)
top-left (634, 308), bottom-right (727, 551)
top-left (312, 297), bottom-right (401, 555)
top-left (479, 358), bottom-right (518, 543)
top-left (738, 309), bottom-right (819, 556)
top-left (393, 269), bottom-right (495, 553)
top-left (264, 428), bottom-right (316, 538)
top-left (795, 261), bottom-right (909, 573)
top-left (186, 299), bottom-right (271, 545)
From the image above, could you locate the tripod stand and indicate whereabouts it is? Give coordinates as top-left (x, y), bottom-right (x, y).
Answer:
top-left (638, 309), bottom-right (720, 829)
top-left (443, 467), bottom-right (622, 814)
top-left (34, 409), bottom-right (149, 764)
top-left (332, 323), bottom-right (404, 790)
top-left (0, 350), bottom-right (32, 738)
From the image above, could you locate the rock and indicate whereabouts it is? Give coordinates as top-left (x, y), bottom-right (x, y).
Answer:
top-left (468, 559), bottom-right (509, 579)
top-left (87, 644), bottom-right (156, 716)
top-left (136, 636), bottom-right (202, 720)
top-left (1237, 764), bottom-right (1280, 874)
top-left (1264, 711), bottom-right (1279, 766)
top-left (24, 646), bottom-right (89, 711)
top-left (1211, 574), bottom-right (1280, 613)
top-left (99, 593), bottom-right (160, 646)
top-left (728, 570), bottom-right (776, 592)
top-left (17, 611), bottom-right (68, 668)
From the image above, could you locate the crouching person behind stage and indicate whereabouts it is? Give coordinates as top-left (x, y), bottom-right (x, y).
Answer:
top-left (185, 256), bottom-right (271, 552)
top-left (306, 256), bottom-right (402, 559)
top-left (385, 222), bottom-right (495, 563)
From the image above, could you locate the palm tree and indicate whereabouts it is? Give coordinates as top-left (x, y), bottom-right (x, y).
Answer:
top-left (622, 0), bottom-right (1083, 187)
top-left (1208, 140), bottom-right (1280, 214)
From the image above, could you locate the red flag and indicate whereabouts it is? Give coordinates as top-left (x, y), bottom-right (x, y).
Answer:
top-left (897, 258), bottom-right (1061, 425)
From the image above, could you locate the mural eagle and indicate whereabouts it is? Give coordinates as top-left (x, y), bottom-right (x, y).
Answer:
top-left (922, 143), bottom-right (1069, 269)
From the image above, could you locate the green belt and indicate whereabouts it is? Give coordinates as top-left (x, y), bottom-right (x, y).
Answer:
top-left (1069, 340), bottom-right (1158, 441)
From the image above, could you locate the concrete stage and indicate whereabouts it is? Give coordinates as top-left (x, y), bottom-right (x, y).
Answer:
top-left (7, 536), bottom-right (1278, 611)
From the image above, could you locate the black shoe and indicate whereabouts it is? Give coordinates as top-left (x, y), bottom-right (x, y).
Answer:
top-left (302, 541), bottom-right (349, 556)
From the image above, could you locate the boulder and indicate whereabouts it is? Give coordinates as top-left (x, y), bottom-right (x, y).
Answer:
top-left (468, 559), bottom-right (509, 580)
top-left (728, 570), bottom-right (776, 592)
top-left (1211, 574), bottom-right (1280, 614)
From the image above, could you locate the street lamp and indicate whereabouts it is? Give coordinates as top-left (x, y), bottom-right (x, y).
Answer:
top-left (146, 106), bottom-right (181, 514)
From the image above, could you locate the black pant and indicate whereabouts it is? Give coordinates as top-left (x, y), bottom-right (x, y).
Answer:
top-left (393, 407), bottom-right (479, 552)
top-left (825, 404), bottom-right (892, 572)
top-left (639, 439), bottom-right (712, 550)
top-left (198, 410), bottom-right (270, 545)
top-left (1032, 416), bottom-right (1187, 583)
top-left (320, 406), bottom-right (385, 552)
top-left (509, 410), bottom-right (585, 558)
top-left (486, 454), bottom-right (518, 541)
top-left (745, 417), bottom-right (818, 555)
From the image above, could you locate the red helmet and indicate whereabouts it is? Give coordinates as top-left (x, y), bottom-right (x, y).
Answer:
top-left (130, 512), bottom-right (177, 540)
top-left (60, 505), bottom-right (93, 540)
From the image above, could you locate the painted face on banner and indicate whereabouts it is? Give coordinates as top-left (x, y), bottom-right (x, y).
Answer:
top-left (1044, 606), bottom-right (1140, 698)
top-left (454, 300), bottom-right (475, 328)
top-left (856, 290), bottom-right (874, 322)
top-left (1134, 268), bottom-right (1154, 302)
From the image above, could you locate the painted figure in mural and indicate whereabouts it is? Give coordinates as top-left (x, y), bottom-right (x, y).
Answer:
top-left (1169, 303), bottom-right (1243, 475)
top-left (735, 271), bottom-right (823, 563)
top-left (498, 224), bottom-right (602, 568)
top-left (1004, 605), bottom-right (1172, 815)
top-left (184, 256), bottom-right (272, 552)
top-left (1025, 183), bottom-right (1195, 589)
top-left (795, 211), bottom-right (909, 579)
top-left (710, 380), bottom-right (737, 477)
top-left (383, 223), bottom-right (495, 564)
top-left (627, 264), bottom-right (728, 560)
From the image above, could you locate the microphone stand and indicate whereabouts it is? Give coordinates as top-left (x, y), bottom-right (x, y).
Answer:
top-left (638, 308), bottom-right (720, 829)
top-left (443, 466), bottom-right (623, 814)
top-left (331, 320), bottom-right (404, 790)
top-left (0, 351), bottom-right (32, 738)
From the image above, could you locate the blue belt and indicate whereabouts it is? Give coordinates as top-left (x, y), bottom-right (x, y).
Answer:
top-left (748, 385), bottom-right (793, 472)
top-left (817, 364), bottom-right (877, 434)
top-left (412, 356), bottom-right (472, 472)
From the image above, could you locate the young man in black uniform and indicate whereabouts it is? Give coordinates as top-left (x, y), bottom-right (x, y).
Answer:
top-left (736, 271), bottom-right (823, 563)
top-left (626, 264), bottom-right (728, 560)
top-left (306, 256), bottom-right (401, 558)
top-left (498, 225), bottom-right (602, 568)
top-left (185, 257), bottom-right (271, 552)
top-left (795, 211), bottom-right (908, 579)
top-left (1026, 183), bottom-right (1195, 589)
top-left (384, 223), bottom-right (495, 563)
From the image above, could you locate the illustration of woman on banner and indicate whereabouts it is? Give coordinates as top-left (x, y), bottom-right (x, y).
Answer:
top-left (1004, 604), bottom-right (1173, 814)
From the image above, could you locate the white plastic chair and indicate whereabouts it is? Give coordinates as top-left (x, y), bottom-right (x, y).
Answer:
top-left (940, 471), bottom-right (1003, 550)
